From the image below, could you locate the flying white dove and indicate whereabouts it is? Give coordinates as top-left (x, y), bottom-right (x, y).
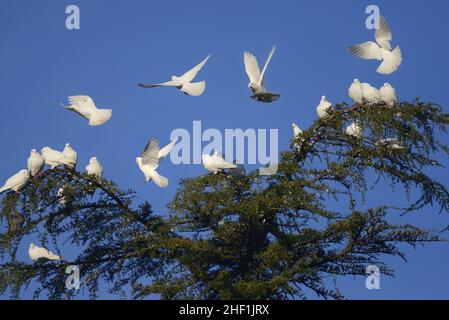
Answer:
top-left (27, 149), bottom-right (45, 177)
top-left (346, 121), bottom-right (363, 139)
top-left (86, 157), bottom-right (103, 179)
top-left (0, 169), bottom-right (29, 194)
top-left (379, 83), bottom-right (398, 106)
top-left (136, 138), bottom-right (177, 188)
top-left (348, 16), bottom-right (402, 75)
top-left (348, 79), bottom-right (364, 104)
top-left (361, 83), bottom-right (381, 104)
top-left (62, 95), bottom-right (112, 126)
top-left (292, 123), bottom-right (303, 150)
top-left (28, 243), bottom-right (62, 262)
top-left (202, 151), bottom-right (237, 174)
top-left (244, 46), bottom-right (280, 103)
top-left (316, 96), bottom-right (333, 118)
top-left (41, 147), bottom-right (76, 169)
top-left (63, 143), bottom-right (78, 168)
top-left (138, 54), bottom-right (211, 97)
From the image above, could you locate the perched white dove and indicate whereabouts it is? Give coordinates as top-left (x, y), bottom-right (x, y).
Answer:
top-left (41, 147), bottom-right (76, 169)
top-left (27, 149), bottom-right (45, 177)
top-left (28, 243), bottom-right (62, 262)
top-left (202, 151), bottom-right (237, 174)
top-left (348, 79), bottom-right (364, 104)
top-left (376, 138), bottom-right (404, 150)
top-left (292, 123), bottom-right (303, 150)
top-left (346, 121), bottom-right (363, 139)
top-left (348, 16), bottom-right (402, 75)
top-left (0, 169), bottom-right (29, 194)
top-left (244, 46), bottom-right (280, 103)
top-left (316, 96), bottom-right (333, 118)
top-left (62, 95), bottom-right (112, 126)
top-left (361, 83), bottom-right (381, 104)
top-left (139, 54), bottom-right (211, 96)
top-left (63, 143), bottom-right (78, 168)
top-left (86, 157), bottom-right (103, 178)
top-left (136, 138), bottom-right (177, 188)
top-left (379, 83), bottom-right (398, 106)
top-left (57, 187), bottom-right (67, 207)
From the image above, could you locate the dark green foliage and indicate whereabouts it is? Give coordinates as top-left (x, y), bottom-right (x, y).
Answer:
top-left (0, 100), bottom-right (448, 299)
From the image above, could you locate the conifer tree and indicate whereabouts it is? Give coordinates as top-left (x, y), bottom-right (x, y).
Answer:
top-left (0, 100), bottom-right (448, 299)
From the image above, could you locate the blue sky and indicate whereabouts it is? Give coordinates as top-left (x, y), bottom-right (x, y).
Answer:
top-left (0, 0), bottom-right (448, 299)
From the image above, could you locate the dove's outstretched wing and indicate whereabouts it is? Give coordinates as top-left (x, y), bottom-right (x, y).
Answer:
top-left (348, 41), bottom-right (383, 61)
top-left (138, 81), bottom-right (178, 88)
top-left (62, 95), bottom-right (94, 119)
top-left (68, 96), bottom-right (97, 111)
top-left (178, 54), bottom-right (211, 83)
top-left (375, 16), bottom-right (392, 50)
top-left (158, 139), bottom-right (177, 159)
top-left (244, 51), bottom-right (261, 83)
top-left (260, 46), bottom-right (276, 85)
top-left (141, 138), bottom-right (160, 167)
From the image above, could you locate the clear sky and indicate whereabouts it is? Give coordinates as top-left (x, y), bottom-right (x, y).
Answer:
top-left (0, 0), bottom-right (448, 299)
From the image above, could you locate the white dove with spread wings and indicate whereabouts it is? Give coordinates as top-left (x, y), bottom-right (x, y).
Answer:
top-left (348, 16), bottom-right (402, 75)
top-left (136, 137), bottom-right (177, 188)
top-left (62, 95), bottom-right (112, 126)
top-left (139, 55), bottom-right (211, 97)
top-left (244, 46), bottom-right (280, 103)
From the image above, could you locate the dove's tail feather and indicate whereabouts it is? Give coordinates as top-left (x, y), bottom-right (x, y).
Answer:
top-left (180, 81), bottom-right (206, 97)
top-left (377, 46), bottom-right (402, 75)
top-left (0, 185), bottom-right (8, 194)
top-left (149, 170), bottom-right (169, 188)
top-left (47, 254), bottom-right (62, 261)
top-left (89, 109), bottom-right (112, 126)
top-left (223, 163), bottom-right (238, 169)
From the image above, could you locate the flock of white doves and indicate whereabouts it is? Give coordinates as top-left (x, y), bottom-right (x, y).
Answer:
top-left (2, 16), bottom-right (403, 262)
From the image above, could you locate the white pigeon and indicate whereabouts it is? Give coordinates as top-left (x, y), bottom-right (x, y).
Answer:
top-left (27, 149), bottom-right (45, 177)
top-left (62, 95), bottom-right (112, 126)
top-left (348, 16), bottom-right (402, 75)
top-left (202, 151), bottom-right (237, 174)
top-left (86, 157), bottom-right (103, 179)
top-left (379, 83), bottom-right (398, 106)
top-left (139, 54), bottom-right (211, 96)
top-left (28, 243), bottom-right (62, 262)
top-left (63, 143), bottom-right (78, 168)
top-left (244, 46), bottom-right (280, 103)
top-left (136, 138), bottom-right (177, 188)
top-left (346, 121), bottom-right (363, 139)
top-left (41, 147), bottom-right (76, 169)
top-left (316, 96), bottom-right (333, 118)
top-left (348, 79), bottom-right (364, 104)
top-left (361, 83), bottom-right (381, 104)
top-left (376, 138), bottom-right (404, 150)
top-left (0, 169), bottom-right (30, 194)
top-left (292, 123), bottom-right (303, 149)
top-left (57, 187), bottom-right (67, 207)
